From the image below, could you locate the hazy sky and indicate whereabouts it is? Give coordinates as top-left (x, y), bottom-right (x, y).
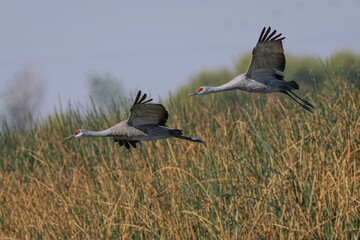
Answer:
top-left (1, 1), bottom-right (359, 116)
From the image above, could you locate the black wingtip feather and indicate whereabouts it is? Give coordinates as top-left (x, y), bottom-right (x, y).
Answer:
top-left (271, 33), bottom-right (283, 41)
top-left (134, 90), bottom-right (141, 104)
top-left (142, 98), bottom-right (153, 104)
top-left (265, 29), bottom-right (276, 41)
top-left (134, 90), bottom-right (153, 105)
top-left (139, 93), bottom-right (147, 103)
top-left (263, 27), bottom-right (271, 41)
top-left (259, 27), bottom-right (266, 42)
top-left (259, 27), bottom-right (285, 42)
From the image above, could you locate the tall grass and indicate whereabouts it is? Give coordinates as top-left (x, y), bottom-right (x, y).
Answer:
top-left (1, 59), bottom-right (359, 239)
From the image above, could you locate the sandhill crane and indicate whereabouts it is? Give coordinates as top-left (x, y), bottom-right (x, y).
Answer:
top-left (190, 27), bottom-right (314, 112)
top-left (65, 91), bottom-right (204, 149)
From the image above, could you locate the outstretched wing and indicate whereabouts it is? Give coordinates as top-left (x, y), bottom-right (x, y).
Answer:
top-left (126, 90), bottom-right (169, 126)
top-left (245, 27), bottom-right (286, 81)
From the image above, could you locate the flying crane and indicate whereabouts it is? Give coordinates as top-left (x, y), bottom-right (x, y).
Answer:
top-left (190, 27), bottom-right (314, 112)
top-left (65, 91), bottom-right (204, 149)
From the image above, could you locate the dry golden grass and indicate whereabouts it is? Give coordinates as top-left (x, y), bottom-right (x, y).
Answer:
top-left (0, 78), bottom-right (359, 239)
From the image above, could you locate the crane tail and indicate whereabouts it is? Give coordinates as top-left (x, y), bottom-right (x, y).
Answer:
top-left (283, 81), bottom-right (299, 90)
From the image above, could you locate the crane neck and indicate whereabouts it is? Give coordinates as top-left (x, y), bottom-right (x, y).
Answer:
top-left (205, 75), bottom-right (244, 93)
top-left (84, 129), bottom-right (112, 137)
top-left (211, 80), bottom-right (239, 92)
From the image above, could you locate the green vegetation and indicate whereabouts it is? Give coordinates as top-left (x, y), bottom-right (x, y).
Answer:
top-left (0, 51), bottom-right (359, 239)
top-left (88, 73), bottom-right (128, 113)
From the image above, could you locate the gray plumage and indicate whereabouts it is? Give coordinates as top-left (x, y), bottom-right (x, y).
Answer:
top-left (190, 27), bottom-right (314, 112)
top-left (65, 91), bottom-right (204, 149)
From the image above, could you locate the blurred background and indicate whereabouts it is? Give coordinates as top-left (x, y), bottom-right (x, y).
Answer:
top-left (1, 0), bottom-right (359, 121)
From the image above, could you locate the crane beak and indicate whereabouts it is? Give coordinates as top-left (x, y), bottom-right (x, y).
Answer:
top-left (188, 91), bottom-right (197, 97)
top-left (64, 134), bottom-right (75, 140)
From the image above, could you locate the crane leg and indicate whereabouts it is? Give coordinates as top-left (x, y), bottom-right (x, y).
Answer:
top-left (169, 129), bottom-right (205, 143)
top-left (280, 91), bottom-right (313, 113)
top-left (174, 135), bottom-right (205, 143)
top-left (287, 90), bottom-right (314, 109)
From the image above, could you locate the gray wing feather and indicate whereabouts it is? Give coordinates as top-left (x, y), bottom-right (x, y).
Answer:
top-left (126, 91), bottom-right (168, 126)
top-left (245, 27), bottom-right (286, 81)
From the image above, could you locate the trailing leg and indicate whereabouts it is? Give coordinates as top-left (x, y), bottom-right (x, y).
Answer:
top-left (288, 90), bottom-right (314, 109)
top-left (169, 129), bottom-right (205, 143)
top-left (174, 135), bottom-right (205, 143)
top-left (280, 91), bottom-right (313, 113)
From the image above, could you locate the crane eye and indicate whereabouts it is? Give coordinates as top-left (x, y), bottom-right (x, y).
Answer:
top-left (197, 87), bottom-right (203, 92)
top-left (75, 130), bottom-right (81, 135)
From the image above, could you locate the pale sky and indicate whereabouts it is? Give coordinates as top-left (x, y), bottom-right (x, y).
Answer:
top-left (1, 0), bottom-right (359, 116)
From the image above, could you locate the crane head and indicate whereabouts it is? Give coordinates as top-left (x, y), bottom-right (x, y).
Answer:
top-left (64, 129), bottom-right (86, 140)
top-left (189, 86), bottom-right (211, 96)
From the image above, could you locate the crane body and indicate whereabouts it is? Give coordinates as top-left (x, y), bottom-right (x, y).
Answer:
top-left (190, 27), bottom-right (314, 112)
top-left (65, 91), bottom-right (204, 149)
top-left (207, 73), bottom-right (299, 94)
